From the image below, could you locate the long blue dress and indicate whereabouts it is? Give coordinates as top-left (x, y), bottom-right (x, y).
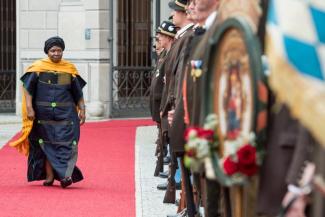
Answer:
top-left (21, 71), bottom-right (86, 183)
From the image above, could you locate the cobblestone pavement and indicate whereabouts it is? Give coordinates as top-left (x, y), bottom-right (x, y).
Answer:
top-left (135, 126), bottom-right (180, 217)
top-left (0, 114), bottom-right (21, 149)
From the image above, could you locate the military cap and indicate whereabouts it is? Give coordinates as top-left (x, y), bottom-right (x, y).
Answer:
top-left (168, 0), bottom-right (188, 12)
top-left (157, 21), bottom-right (177, 38)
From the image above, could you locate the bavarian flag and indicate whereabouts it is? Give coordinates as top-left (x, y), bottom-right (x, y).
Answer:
top-left (266, 0), bottom-right (325, 147)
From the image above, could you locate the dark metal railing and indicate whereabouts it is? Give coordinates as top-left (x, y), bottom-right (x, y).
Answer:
top-left (110, 66), bottom-right (154, 117)
top-left (109, 0), bottom-right (153, 118)
top-left (0, 0), bottom-right (16, 113)
top-left (0, 71), bottom-right (16, 112)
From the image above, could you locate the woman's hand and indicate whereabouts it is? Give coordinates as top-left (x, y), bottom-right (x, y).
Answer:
top-left (24, 89), bottom-right (34, 121)
top-left (77, 98), bottom-right (86, 125)
top-left (26, 105), bottom-right (35, 121)
top-left (79, 108), bottom-right (86, 125)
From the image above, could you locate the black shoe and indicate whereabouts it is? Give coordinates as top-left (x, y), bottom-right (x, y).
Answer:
top-left (159, 171), bottom-right (168, 178)
top-left (157, 182), bottom-right (168, 190)
top-left (43, 179), bottom-right (54, 186)
top-left (60, 177), bottom-right (72, 188)
top-left (163, 156), bottom-right (171, 165)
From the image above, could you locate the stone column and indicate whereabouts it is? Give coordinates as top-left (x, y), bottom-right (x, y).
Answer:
top-left (82, 0), bottom-right (110, 119)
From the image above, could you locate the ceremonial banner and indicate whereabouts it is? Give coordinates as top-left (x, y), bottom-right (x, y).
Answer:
top-left (267, 0), bottom-right (325, 147)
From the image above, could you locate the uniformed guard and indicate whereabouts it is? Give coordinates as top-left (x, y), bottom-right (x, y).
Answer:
top-left (159, 0), bottom-right (194, 206)
top-left (149, 20), bottom-right (177, 177)
top-left (166, 0), bottom-right (201, 215)
top-left (166, 0), bottom-right (219, 216)
top-left (180, 1), bottom-right (221, 216)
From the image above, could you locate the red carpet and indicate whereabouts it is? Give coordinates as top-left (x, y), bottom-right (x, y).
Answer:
top-left (0, 119), bottom-right (154, 217)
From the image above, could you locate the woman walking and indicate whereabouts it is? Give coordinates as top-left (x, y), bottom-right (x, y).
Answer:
top-left (10, 36), bottom-right (86, 188)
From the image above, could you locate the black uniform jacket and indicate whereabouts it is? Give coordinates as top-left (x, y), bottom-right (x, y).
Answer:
top-left (149, 50), bottom-right (168, 123)
top-left (160, 25), bottom-right (194, 134)
top-left (170, 26), bottom-right (206, 155)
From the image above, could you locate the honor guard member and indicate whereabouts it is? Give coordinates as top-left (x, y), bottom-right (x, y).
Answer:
top-left (166, 0), bottom-right (211, 215)
top-left (154, 33), bottom-right (164, 58)
top-left (168, 0), bottom-right (223, 215)
top-left (181, 0), bottom-right (222, 216)
top-left (159, 0), bottom-right (194, 205)
top-left (149, 21), bottom-right (177, 177)
top-left (151, 35), bottom-right (162, 158)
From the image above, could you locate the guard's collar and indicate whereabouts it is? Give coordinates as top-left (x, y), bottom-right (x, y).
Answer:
top-left (205, 11), bottom-right (218, 30)
top-left (175, 23), bottom-right (194, 39)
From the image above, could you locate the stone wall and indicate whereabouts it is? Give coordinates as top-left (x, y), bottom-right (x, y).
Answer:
top-left (17, 0), bottom-right (110, 118)
top-left (16, 0), bottom-right (171, 118)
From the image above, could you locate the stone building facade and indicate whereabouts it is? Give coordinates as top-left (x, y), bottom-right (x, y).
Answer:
top-left (9, 0), bottom-right (170, 118)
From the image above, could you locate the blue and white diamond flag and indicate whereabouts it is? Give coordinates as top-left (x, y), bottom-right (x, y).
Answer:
top-left (267, 0), bottom-right (325, 146)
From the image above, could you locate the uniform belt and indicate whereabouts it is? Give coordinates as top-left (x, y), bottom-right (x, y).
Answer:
top-left (37, 120), bottom-right (74, 125)
top-left (39, 72), bottom-right (71, 85)
top-left (35, 101), bottom-right (75, 107)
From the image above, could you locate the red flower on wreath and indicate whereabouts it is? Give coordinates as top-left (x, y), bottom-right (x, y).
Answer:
top-left (237, 144), bottom-right (256, 165)
top-left (223, 156), bottom-right (238, 176)
top-left (197, 129), bottom-right (215, 141)
top-left (184, 127), bottom-right (214, 141)
top-left (238, 163), bottom-right (258, 177)
top-left (184, 127), bottom-right (200, 141)
top-left (236, 144), bottom-right (258, 176)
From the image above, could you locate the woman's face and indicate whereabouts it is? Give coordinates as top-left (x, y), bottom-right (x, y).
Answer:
top-left (48, 46), bottom-right (63, 63)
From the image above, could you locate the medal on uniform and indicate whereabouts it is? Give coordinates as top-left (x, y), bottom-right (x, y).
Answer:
top-left (190, 60), bottom-right (203, 82)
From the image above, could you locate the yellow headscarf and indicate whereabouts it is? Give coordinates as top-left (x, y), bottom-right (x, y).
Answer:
top-left (10, 58), bottom-right (79, 156)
